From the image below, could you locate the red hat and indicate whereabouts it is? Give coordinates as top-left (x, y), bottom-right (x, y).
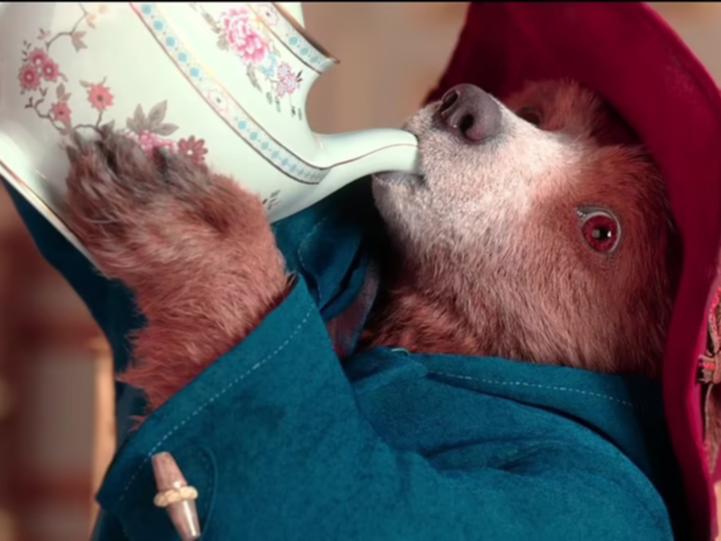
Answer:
top-left (426, 3), bottom-right (721, 539)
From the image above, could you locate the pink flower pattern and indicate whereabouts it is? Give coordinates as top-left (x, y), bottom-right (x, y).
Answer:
top-left (41, 59), bottom-right (60, 82)
top-left (87, 83), bottom-right (114, 111)
top-left (199, 5), bottom-right (304, 115)
top-left (18, 64), bottom-right (41, 91)
top-left (177, 136), bottom-right (208, 165)
top-left (276, 62), bottom-right (300, 97)
top-left (136, 130), bottom-right (177, 155)
top-left (222, 8), bottom-right (268, 64)
top-left (28, 48), bottom-right (48, 67)
top-left (19, 6), bottom-right (113, 133)
top-left (18, 5), bottom-right (211, 160)
top-left (125, 101), bottom-right (209, 164)
top-left (50, 101), bottom-right (72, 126)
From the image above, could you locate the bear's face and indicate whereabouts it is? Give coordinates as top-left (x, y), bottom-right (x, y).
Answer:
top-left (372, 80), bottom-right (679, 376)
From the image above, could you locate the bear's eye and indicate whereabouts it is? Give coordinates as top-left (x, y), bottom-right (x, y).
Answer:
top-left (517, 107), bottom-right (543, 127)
top-left (577, 207), bottom-right (621, 254)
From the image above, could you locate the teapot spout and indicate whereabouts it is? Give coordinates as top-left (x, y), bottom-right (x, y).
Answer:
top-left (310, 128), bottom-right (420, 199)
top-left (317, 128), bottom-right (420, 174)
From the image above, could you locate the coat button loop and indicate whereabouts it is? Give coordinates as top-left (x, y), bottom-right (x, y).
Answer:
top-left (152, 451), bottom-right (202, 540)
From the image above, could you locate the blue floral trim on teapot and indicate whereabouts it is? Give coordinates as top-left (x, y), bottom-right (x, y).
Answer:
top-left (132, 3), bottom-right (329, 185)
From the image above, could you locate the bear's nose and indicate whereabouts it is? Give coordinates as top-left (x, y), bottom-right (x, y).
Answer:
top-left (435, 84), bottom-right (501, 144)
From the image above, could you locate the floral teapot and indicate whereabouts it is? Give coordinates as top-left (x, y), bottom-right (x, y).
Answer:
top-left (0, 2), bottom-right (419, 259)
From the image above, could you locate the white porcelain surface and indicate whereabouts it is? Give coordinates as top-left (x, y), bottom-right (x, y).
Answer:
top-left (0, 2), bottom-right (419, 259)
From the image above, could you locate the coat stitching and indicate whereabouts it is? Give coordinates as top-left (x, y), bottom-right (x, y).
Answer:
top-left (117, 304), bottom-right (315, 503)
top-left (429, 371), bottom-right (634, 408)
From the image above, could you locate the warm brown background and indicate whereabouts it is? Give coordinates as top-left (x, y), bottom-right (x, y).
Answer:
top-left (1, 3), bottom-right (720, 540)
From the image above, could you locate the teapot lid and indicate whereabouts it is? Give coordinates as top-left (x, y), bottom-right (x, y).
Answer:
top-left (425, 3), bottom-right (721, 539)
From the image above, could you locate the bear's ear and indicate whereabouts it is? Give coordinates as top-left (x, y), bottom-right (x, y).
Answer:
top-left (589, 99), bottom-right (639, 148)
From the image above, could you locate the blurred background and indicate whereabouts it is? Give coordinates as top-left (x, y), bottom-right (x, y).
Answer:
top-left (0, 3), bottom-right (720, 540)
